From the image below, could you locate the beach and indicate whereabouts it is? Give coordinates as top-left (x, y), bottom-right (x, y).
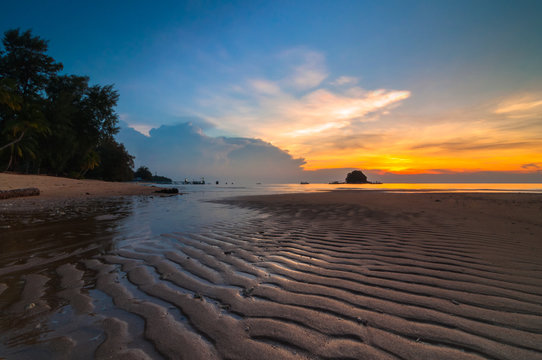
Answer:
top-left (0, 173), bottom-right (159, 200)
top-left (1, 178), bottom-right (542, 359)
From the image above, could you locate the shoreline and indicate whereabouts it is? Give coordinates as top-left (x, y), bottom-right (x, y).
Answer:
top-left (0, 173), bottom-right (164, 212)
top-left (1, 178), bottom-right (542, 358)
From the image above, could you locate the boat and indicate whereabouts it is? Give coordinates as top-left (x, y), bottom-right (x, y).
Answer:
top-left (300, 181), bottom-right (309, 185)
top-left (182, 177), bottom-right (206, 185)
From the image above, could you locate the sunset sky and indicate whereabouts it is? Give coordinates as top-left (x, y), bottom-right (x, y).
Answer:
top-left (3, 0), bottom-right (542, 181)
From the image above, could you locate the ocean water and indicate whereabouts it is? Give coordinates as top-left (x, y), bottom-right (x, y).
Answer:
top-left (169, 182), bottom-right (542, 197)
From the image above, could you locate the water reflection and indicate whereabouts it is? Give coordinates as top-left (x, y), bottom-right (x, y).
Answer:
top-left (175, 182), bottom-right (542, 195)
top-left (0, 192), bottom-right (261, 357)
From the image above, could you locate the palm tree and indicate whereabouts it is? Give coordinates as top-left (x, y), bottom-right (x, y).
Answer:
top-left (0, 29), bottom-right (61, 169)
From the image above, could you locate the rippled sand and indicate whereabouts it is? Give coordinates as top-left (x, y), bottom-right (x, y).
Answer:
top-left (1, 191), bottom-right (541, 359)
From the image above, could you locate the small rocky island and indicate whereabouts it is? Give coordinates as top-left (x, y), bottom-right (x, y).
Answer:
top-left (345, 170), bottom-right (369, 184)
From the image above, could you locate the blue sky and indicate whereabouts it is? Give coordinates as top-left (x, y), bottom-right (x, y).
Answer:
top-left (2, 0), bottom-right (542, 181)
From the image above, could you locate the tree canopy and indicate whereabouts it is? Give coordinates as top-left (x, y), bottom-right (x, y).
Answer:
top-left (0, 29), bottom-right (134, 181)
top-left (134, 166), bottom-right (153, 181)
top-left (345, 170), bottom-right (368, 184)
top-left (134, 165), bottom-right (172, 184)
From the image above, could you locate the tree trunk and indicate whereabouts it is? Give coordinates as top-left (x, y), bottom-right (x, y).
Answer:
top-left (5, 146), bottom-right (14, 171)
top-left (0, 187), bottom-right (40, 199)
top-left (0, 130), bottom-right (25, 152)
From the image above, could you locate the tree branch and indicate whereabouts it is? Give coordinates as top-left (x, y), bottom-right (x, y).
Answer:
top-left (0, 130), bottom-right (26, 152)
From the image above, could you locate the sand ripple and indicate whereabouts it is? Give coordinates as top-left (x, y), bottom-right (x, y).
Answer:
top-left (1, 197), bottom-right (542, 359)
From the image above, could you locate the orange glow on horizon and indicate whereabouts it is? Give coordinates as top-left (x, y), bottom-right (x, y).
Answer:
top-left (295, 148), bottom-right (542, 174)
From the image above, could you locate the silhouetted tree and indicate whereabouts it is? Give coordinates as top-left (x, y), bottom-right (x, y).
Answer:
top-left (0, 28), bottom-right (135, 180)
top-left (134, 166), bottom-right (153, 181)
top-left (345, 170), bottom-right (368, 184)
top-left (87, 136), bottom-right (134, 181)
top-left (0, 29), bottom-right (62, 169)
top-left (42, 75), bottom-right (120, 176)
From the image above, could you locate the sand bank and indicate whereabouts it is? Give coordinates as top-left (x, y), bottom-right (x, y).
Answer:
top-left (0, 173), bottom-right (162, 212)
top-left (1, 190), bottom-right (542, 359)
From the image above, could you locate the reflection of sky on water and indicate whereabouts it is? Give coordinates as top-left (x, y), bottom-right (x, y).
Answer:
top-left (163, 182), bottom-right (542, 196)
top-left (111, 193), bottom-right (262, 248)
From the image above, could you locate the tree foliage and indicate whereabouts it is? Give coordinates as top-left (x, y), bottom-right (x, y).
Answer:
top-left (0, 29), bottom-right (134, 180)
top-left (87, 137), bottom-right (134, 181)
top-left (134, 166), bottom-right (153, 181)
top-left (134, 166), bottom-right (172, 184)
top-left (345, 170), bottom-right (368, 184)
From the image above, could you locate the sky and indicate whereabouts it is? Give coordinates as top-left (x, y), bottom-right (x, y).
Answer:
top-left (2, 0), bottom-right (542, 182)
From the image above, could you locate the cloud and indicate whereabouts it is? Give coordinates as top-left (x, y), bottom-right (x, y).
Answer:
top-left (410, 140), bottom-right (538, 152)
top-left (116, 121), bottom-right (306, 183)
top-left (522, 163), bottom-right (541, 170)
top-left (494, 95), bottom-right (542, 118)
top-left (331, 76), bottom-right (358, 86)
top-left (278, 48), bottom-right (328, 91)
top-left (127, 124), bottom-right (153, 137)
top-left (183, 50), bottom-right (542, 177)
top-left (248, 79), bottom-right (282, 96)
top-left (197, 49), bottom-right (411, 169)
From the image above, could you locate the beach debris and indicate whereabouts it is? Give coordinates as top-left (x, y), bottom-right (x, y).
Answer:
top-left (224, 250), bottom-right (233, 255)
top-left (193, 292), bottom-right (203, 300)
top-left (356, 317), bottom-right (368, 326)
top-left (451, 299), bottom-right (460, 305)
top-left (242, 286), bottom-right (255, 297)
top-left (159, 273), bottom-right (171, 280)
top-left (0, 187), bottom-right (40, 200)
top-left (25, 302), bottom-right (36, 310)
top-left (219, 303), bottom-right (231, 311)
top-left (154, 188), bottom-right (179, 194)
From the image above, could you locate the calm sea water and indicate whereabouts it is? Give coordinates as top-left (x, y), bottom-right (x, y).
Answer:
top-left (165, 182), bottom-right (542, 198)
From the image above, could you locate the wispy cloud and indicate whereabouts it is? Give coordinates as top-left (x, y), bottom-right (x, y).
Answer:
top-left (194, 49), bottom-right (541, 174)
top-left (278, 48), bottom-right (328, 91)
top-left (522, 162), bottom-right (541, 170)
top-left (494, 95), bottom-right (542, 118)
top-left (331, 76), bottom-right (358, 86)
top-left (198, 49), bottom-right (411, 167)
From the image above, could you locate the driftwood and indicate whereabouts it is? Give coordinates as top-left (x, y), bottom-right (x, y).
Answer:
top-left (0, 187), bottom-right (40, 200)
top-left (154, 188), bottom-right (179, 194)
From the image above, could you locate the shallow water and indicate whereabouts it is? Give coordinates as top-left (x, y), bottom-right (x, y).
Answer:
top-left (175, 182), bottom-right (542, 195)
top-left (0, 192), bottom-right (261, 358)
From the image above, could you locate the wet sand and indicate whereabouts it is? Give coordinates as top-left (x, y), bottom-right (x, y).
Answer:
top-left (1, 190), bottom-right (542, 359)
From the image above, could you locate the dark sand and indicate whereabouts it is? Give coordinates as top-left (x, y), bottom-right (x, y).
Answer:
top-left (1, 190), bottom-right (542, 359)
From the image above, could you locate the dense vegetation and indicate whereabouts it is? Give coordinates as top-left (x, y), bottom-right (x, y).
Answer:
top-left (345, 170), bottom-right (368, 184)
top-left (134, 166), bottom-right (172, 184)
top-left (0, 29), bottom-right (134, 181)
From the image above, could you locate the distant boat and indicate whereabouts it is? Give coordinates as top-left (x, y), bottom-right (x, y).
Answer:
top-left (182, 177), bottom-right (206, 185)
top-left (300, 181), bottom-right (309, 185)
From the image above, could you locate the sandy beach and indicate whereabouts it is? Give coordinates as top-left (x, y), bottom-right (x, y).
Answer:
top-left (0, 173), bottom-right (159, 199)
top-left (1, 183), bottom-right (542, 359)
top-left (0, 173), bottom-right (162, 214)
